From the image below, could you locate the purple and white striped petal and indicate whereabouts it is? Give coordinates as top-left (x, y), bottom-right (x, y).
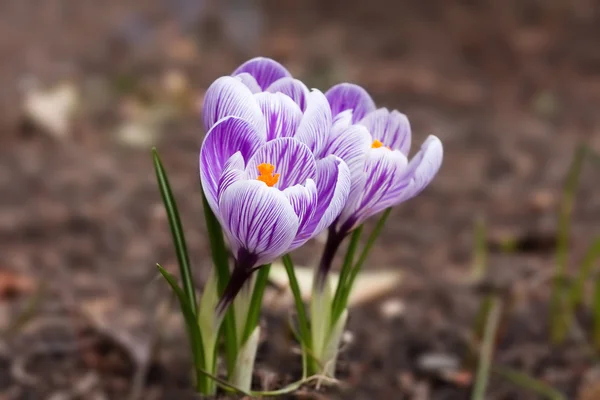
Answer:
top-left (381, 135), bottom-right (443, 206)
top-left (304, 155), bottom-right (351, 235)
top-left (325, 83), bottom-right (376, 123)
top-left (320, 124), bottom-right (371, 186)
top-left (202, 76), bottom-right (266, 136)
top-left (217, 152), bottom-right (247, 201)
top-left (235, 72), bottom-right (262, 93)
top-left (219, 180), bottom-right (299, 266)
top-left (200, 117), bottom-right (264, 212)
top-left (233, 57), bottom-right (292, 90)
top-left (359, 108), bottom-right (411, 155)
top-left (294, 89), bottom-right (332, 155)
top-left (254, 92), bottom-right (303, 141)
top-left (266, 77), bottom-right (310, 111)
top-left (338, 148), bottom-right (408, 231)
top-left (284, 179), bottom-right (319, 249)
top-left (245, 138), bottom-right (316, 190)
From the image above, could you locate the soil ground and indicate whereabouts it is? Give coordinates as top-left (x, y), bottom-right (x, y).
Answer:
top-left (1, 0), bottom-right (600, 399)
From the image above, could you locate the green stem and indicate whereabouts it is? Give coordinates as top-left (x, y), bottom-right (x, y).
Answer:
top-left (242, 265), bottom-right (271, 344)
top-left (337, 208), bottom-right (392, 319)
top-left (331, 226), bottom-right (363, 325)
top-left (201, 193), bottom-right (238, 375)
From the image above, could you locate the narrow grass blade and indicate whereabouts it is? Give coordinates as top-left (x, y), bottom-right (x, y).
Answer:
top-left (241, 264), bottom-right (271, 344)
top-left (337, 208), bottom-right (392, 317)
top-left (568, 237), bottom-right (600, 308)
top-left (593, 276), bottom-right (600, 351)
top-left (464, 294), bottom-right (495, 370)
top-left (471, 296), bottom-right (503, 400)
top-left (331, 226), bottom-right (362, 324)
top-left (551, 145), bottom-right (586, 344)
top-left (156, 264), bottom-right (207, 393)
top-left (282, 254), bottom-right (315, 373)
top-left (201, 190), bottom-right (238, 374)
top-left (471, 215), bottom-right (488, 282)
top-left (152, 148), bottom-right (197, 316)
top-left (493, 366), bottom-right (566, 400)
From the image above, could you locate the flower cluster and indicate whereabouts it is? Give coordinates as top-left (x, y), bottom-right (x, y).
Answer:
top-left (200, 57), bottom-right (443, 311)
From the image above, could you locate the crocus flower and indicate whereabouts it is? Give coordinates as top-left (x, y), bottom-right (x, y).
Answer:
top-left (315, 83), bottom-right (444, 284)
top-left (200, 72), bottom-right (351, 315)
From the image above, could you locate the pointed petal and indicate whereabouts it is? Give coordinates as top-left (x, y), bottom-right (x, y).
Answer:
top-left (233, 57), bottom-right (292, 90)
top-left (300, 155), bottom-right (351, 237)
top-left (217, 152), bottom-right (247, 200)
top-left (245, 138), bottom-right (316, 190)
top-left (254, 92), bottom-right (303, 141)
top-left (321, 124), bottom-right (371, 186)
top-left (338, 148), bottom-right (408, 230)
top-left (284, 179), bottom-right (319, 249)
top-left (219, 180), bottom-right (299, 266)
top-left (266, 77), bottom-right (310, 111)
top-left (325, 83), bottom-right (376, 123)
top-left (359, 108), bottom-right (411, 155)
top-left (202, 76), bottom-right (266, 136)
top-left (294, 89), bottom-right (332, 155)
top-left (382, 135), bottom-right (443, 205)
top-left (235, 72), bottom-right (262, 93)
top-left (200, 117), bottom-right (263, 212)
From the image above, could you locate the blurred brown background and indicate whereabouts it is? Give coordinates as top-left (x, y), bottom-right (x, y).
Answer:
top-left (0, 0), bottom-right (599, 399)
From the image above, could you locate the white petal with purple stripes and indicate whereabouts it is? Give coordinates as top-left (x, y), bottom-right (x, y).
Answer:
top-left (234, 72), bottom-right (262, 94)
top-left (295, 89), bottom-right (332, 155)
top-left (233, 57), bottom-right (292, 90)
top-left (217, 152), bottom-right (247, 201)
top-left (219, 180), bottom-right (299, 266)
top-left (245, 138), bottom-right (316, 190)
top-left (202, 76), bottom-right (266, 136)
top-left (325, 83), bottom-right (376, 123)
top-left (301, 155), bottom-right (351, 236)
top-left (359, 108), bottom-right (411, 155)
top-left (338, 148), bottom-right (408, 230)
top-left (284, 179), bottom-right (319, 249)
top-left (382, 135), bottom-right (443, 206)
top-left (200, 117), bottom-right (264, 212)
top-left (266, 77), bottom-right (310, 111)
top-left (254, 92), bottom-right (303, 141)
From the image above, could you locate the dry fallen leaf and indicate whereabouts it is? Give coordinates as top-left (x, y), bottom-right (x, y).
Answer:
top-left (23, 81), bottom-right (79, 138)
top-left (267, 263), bottom-right (402, 310)
top-left (0, 270), bottom-right (35, 300)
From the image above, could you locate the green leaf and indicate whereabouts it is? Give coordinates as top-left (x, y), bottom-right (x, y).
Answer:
top-left (231, 326), bottom-right (261, 392)
top-left (156, 264), bottom-right (208, 393)
top-left (152, 148), bottom-right (197, 316)
top-left (242, 264), bottom-right (271, 344)
top-left (471, 296), bottom-right (503, 400)
top-left (201, 188), bottom-right (238, 374)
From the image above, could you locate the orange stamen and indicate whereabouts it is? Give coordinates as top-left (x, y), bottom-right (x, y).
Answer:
top-left (372, 139), bottom-right (391, 149)
top-left (256, 163), bottom-right (280, 187)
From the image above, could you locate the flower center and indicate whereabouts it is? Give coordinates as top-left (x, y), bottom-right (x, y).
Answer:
top-left (256, 163), bottom-right (280, 187)
top-left (372, 139), bottom-right (390, 149)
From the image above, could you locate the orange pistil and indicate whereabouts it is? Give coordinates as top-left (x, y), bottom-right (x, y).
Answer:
top-left (372, 139), bottom-right (391, 149)
top-left (256, 163), bottom-right (280, 187)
